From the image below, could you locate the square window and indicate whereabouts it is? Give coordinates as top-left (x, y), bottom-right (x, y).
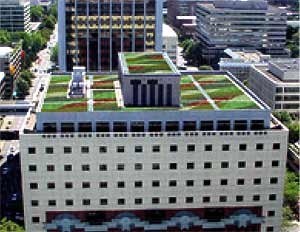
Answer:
top-left (186, 197), bottom-right (194, 203)
top-left (135, 163), bottom-right (143, 170)
top-left (187, 162), bottom-right (194, 169)
top-left (204, 162), bottom-right (212, 169)
top-left (117, 146), bottom-right (125, 153)
top-left (238, 161), bottom-right (246, 168)
top-left (256, 143), bottom-right (264, 150)
top-left (99, 146), bottom-right (107, 153)
top-left (99, 164), bottom-right (107, 171)
top-left (169, 163), bottom-right (177, 170)
top-left (32, 217), bottom-right (40, 223)
top-left (31, 200), bottom-right (39, 206)
top-left (96, 122), bottom-right (109, 132)
top-left (222, 144), bottom-right (230, 151)
top-left (149, 121), bottom-right (162, 132)
top-left (205, 144), bottom-right (212, 151)
top-left (266, 226), bottom-right (274, 232)
top-left (273, 143), bottom-right (280, 150)
top-left (237, 179), bottom-right (245, 185)
top-left (65, 182), bottom-right (73, 189)
top-left (187, 144), bottom-right (195, 152)
top-left (220, 179), bottom-right (228, 185)
top-left (100, 199), bottom-right (108, 205)
top-left (135, 181), bottom-right (143, 188)
top-left (221, 162), bottom-right (229, 168)
top-left (47, 165), bottom-right (55, 172)
top-left (135, 146), bottom-right (143, 153)
top-left (253, 195), bottom-right (260, 201)
top-left (82, 199), bottom-right (90, 205)
top-left (166, 121), bottom-right (179, 131)
top-left (99, 182), bottom-right (107, 188)
top-left (270, 177), bottom-right (278, 184)
top-left (183, 121), bottom-right (196, 131)
top-left (186, 180), bottom-right (194, 187)
top-left (118, 198), bottom-right (125, 205)
top-left (152, 163), bottom-right (160, 170)
top-left (65, 199), bottom-right (73, 206)
top-left (48, 200), bottom-right (56, 206)
top-left (117, 181), bottom-right (125, 188)
top-left (135, 198), bottom-right (143, 205)
top-left (29, 165), bottom-right (37, 172)
top-left (81, 146), bottom-right (89, 153)
top-left (28, 147), bottom-right (36, 154)
top-left (152, 180), bottom-right (160, 187)
top-left (236, 195), bottom-right (244, 202)
top-left (64, 164), bottom-right (72, 171)
top-left (269, 194), bottom-right (276, 201)
top-left (117, 163), bottom-right (125, 171)
top-left (272, 160), bottom-right (280, 167)
top-left (82, 182), bottom-right (90, 188)
top-left (200, 121), bottom-right (214, 131)
top-left (253, 178), bottom-right (261, 185)
top-left (203, 179), bottom-right (211, 186)
top-left (152, 145), bottom-right (160, 153)
top-left (45, 147), bottom-right (54, 154)
top-left (239, 144), bottom-right (247, 151)
top-left (202, 196), bottom-right (210, 203)
top-left (268, 211), bottom-right (275, 217)
top-left (47, 182), bottom-right (55, 189)
top-left (255, 161), bottom-right (263, 168)
top-left (169, 180), bottom-right (177, 187)
top-left (82, 164), bottom-right (90, 171)
top-left (152, 197), bottom-right (160, 204)
top-left (64, 146), bottom-right (72, 154)
top-left (170, 144), bottom-right (178, 152)
top-left (219, 196), bottom-right (227, 202)
top-left (29, 183), bottom-right (39, 189)
top-left (168, 197), bottom-right (176, 204)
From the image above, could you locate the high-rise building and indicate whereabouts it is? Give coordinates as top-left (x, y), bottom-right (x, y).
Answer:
top-left (58, 0), bottom-right (163, 72)
top-left (196, 0), bottom-right (288, 67)
top-left (0, 0), bottom-right (31, 32)
top-left (21, 52), bottom-right (288, 232)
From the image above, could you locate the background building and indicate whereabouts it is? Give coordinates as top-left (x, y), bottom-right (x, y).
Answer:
top-left (219, 48), bottom-right (271, 81)
top-left (0, 0), bottom-right (31, 32)
top-left (196, 0), bottom-right (288, 67)
top-left (162, 24), bottom-right (178, 65)
top-left (249, 58), bottom-right (300, 113)
top-left (58, 0), bottom-right (163, 72)
top-left (21, 52), bottom-right (288, 232)
top-left (0, 43), bottom-right (22, 99)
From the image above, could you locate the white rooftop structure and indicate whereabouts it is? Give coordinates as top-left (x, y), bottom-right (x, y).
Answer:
top-left (162, 24), bottom-right (177, 38)
top-left (0, 47), bottom-right (13, 58)
top-left (0, 72), bottom-right (5, 82)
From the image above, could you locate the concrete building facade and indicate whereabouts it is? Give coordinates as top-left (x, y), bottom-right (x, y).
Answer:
top-left (196, 0), bottom-right (288, 67)
top-left (58, 0), bottom-right (163, 72)
top-left (162, 24), bottom-right (178, 65)
top-left (249, 58), bottom-right (300, 113)
top-left (0, 0), bottom-right (31, 32)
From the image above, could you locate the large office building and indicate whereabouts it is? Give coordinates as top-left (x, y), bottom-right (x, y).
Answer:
top-left (0, 0), bottom-right (31, 32)
top-left (196, 0), bottom-right (288, 67)
top-left (0, 43), bottom-right (22, 99)
top-left (21, 52), bottom-right (288, 232)
top-left (58, 0), bottom-right (163, 72)
top-left (249, 58), bottom-right (300, 113)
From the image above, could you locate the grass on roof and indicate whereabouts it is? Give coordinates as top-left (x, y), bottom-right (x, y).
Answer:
top-left (93, 101), bottom-right (119, 111)
top-left (124, 53), bottom-right (173, 74)
top-left (42, 100), bottom-right (87, 112)
top-left (93, 90), bottom-right (116, 101)
top-left (50, 75), bottom-right (71, 84)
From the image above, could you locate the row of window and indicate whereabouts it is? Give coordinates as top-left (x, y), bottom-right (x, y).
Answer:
top-left (28, 143), bottom-right (281, 155)
top-left (29, 177), bottom-right (279, 190)
top-left (28, 160), bottom-right (281, 172)
top-left (30, 194), bottom-right (278, 208)
top-left (42, 119), bottom-right (266, 133)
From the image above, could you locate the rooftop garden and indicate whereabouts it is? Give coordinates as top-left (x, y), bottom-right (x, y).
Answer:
top-left (123, 52), bottom-right (174, 74)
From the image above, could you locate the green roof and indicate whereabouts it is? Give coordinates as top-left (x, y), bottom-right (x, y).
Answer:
top-left (122, 52), bottom-right (176, 74)
top-left (41, 73), bottom-right (260, 112)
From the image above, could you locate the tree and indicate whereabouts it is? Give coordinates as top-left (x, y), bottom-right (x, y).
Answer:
top-left (41, 15), bottom-right (56, 30)
top-left (281, 206), bottom-right (294, 231)
top-left (0, 30), bottom-right (11, 44)
top-left (0, 218), bottom-right (24, 232)
top-left (30, 5), bottom-right (44, 22)
top-left (20, 71), bottom-right (35, 86)
top-left (273, 111), bottom-right (292, 125)
top-left (284, 171), bottom-right (299, 209)
top-left (199, 65), bottom-right (213, 70)
top-left (288, 122), bottom-right (299, 143)
top-left (16, 79), bottom-right (29, 98)
top-left (51, 44), bottom-right (58, 64)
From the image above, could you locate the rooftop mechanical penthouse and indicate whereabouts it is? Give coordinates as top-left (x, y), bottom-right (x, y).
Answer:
top-left (21, 52), bottom-right (288, 232)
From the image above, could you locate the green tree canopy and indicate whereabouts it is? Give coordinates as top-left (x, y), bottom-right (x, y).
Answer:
top-left (284, 171), bottom-right (300, 208)
top-left (16, 78), bottom-right (30, 98)
top-left (51, 44), bottom-right (59, 64)
top-left (0, 30), bottom-right (11, 44)
top-left (0, 218), bottom-right (24, 232)
top-left (30, 5), bottom-right (44, 22)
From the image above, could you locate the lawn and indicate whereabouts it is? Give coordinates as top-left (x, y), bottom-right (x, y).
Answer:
top-left (93, 90), bottom-right (116, 101)
top-left (92, 81), bottom-right (115, 89)
top-left (93, 101), bottom-right (119, 111)
top-left (42, 100), bottom-right (87, 112)
top-left (50, 75), bottom-right (71, 84)
top-left (93, 75), bottom-right (118, 81)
